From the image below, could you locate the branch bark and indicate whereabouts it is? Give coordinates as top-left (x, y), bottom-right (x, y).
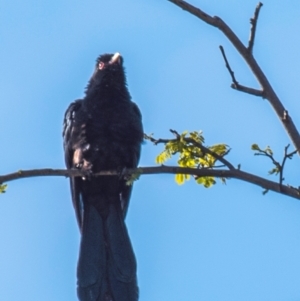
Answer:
top-left (1, 167), bottom-right (299, 200)
top-left (168, 0), bottom-right (300, 154)
top-left (248, 2), bottom-right (263, 53)
top-left (219, 45), bottom-right (264, 97)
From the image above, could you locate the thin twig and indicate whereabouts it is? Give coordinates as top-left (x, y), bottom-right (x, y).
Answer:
top-left (230, 83), bottom-right (264, 97)
top-left (280, 145), bottom-right (298, 185)
top-left (254, 144), bottom-right (298, 187)
top-left (219, 45), bottom-right (264, 97)
top-left (219, 45), bottom-right (239, 86)
top-left (248, 2), bottom-right (263, 53)
top-left (280, 145), bottom-right (289, 185)
top-left (144, 133), bottom-right (173, 145)
top-left (255, 150), bottom-right (280, 169)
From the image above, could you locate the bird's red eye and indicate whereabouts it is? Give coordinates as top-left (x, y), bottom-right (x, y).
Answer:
top-left (98, 62), bottom-right (105, 70)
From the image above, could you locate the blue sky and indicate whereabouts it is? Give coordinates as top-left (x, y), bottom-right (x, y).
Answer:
top-left (1, 0), bottom-right (300, 300)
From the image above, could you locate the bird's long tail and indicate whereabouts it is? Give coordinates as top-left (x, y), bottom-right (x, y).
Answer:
top-left (76, 200), bottom-right (138, 301)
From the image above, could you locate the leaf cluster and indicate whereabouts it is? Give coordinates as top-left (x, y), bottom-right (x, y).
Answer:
top-left (155, 131), bottom-right (229, 187)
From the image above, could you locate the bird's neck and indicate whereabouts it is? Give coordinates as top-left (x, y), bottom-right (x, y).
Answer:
top-left (84, 83), bottom-right (130, 111)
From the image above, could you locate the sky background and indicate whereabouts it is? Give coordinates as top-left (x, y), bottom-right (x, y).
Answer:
top-left (1, 0), bottom-right (300, 300)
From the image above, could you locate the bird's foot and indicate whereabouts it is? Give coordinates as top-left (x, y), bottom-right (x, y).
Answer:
top-left (75, 160), bottom-right (93, 180)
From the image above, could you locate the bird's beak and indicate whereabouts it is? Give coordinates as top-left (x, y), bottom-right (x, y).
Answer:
top-left (109, 52), bottom-right (121, 65)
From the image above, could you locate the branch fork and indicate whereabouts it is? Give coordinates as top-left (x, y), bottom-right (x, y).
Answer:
top-left (168, 0), bottom-right (300, 154)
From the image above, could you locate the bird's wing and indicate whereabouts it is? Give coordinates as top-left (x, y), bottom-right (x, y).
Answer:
top-left (120, 101), bottom-right (143, 219)
top-left (63, 100), bottom-right (84, 229)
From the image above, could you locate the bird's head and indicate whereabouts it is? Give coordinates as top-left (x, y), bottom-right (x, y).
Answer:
top-left (85, 52), bottom-right (126, 95)
top-left (96, 52), bottom-right (123, 71)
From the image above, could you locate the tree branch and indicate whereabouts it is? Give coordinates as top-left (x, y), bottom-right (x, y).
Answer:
top-left (248, 2), bottom-right (263, 53)
top-left (280, 145), bottom-right (297, 186)
top-left (1, 166), bottom-right (300, 200)
top-left (168, 0), bottom-right (300, 154)
top-left (252, 144), bottom-right (297, 187)
top-left (219, 45), bottom-right (264, 97)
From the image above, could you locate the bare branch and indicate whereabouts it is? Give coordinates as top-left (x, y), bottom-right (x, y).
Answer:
top-left (254, 148), bottom-right (280, 169)
top-left (168, 0), bottom-right (300, 154)
top-left (1, 166), bottom-right (300, 200)
top-left (219, 45), bottom-right (239, 85)
top-left (280, 145), bottom-right (289, 186)
top-left (280, 145), bottom-right (298, 185)
top-left (219, 45), bottom-right (264, 97)
top-left (248, 2), bottom-right (263, 53)
top-left (0, 168), bottom-right (87, 183)
top-left (230, 83), bottom-right (264, 96)
top-left (253, 144), bottom-right (298, 188)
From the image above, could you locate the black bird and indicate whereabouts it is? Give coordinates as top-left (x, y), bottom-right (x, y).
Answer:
top-left (63, 52), bottom-right (143, 301)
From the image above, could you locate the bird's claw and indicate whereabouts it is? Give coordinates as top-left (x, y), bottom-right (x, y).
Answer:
top-left (75, 160), bottom-right (93, 180)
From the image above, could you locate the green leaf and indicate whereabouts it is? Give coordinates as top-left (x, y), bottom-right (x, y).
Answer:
top-left (251, 143), bottom-right (260, 151)
top-left (209, 143), bottom-right (228, 155)
top-left (0, 184), bottom-right (7, 193)
top-left (268, 167), bottom-right (280, 175)
top-left (156, 151), bottom-right (168, 164)
top-left (154, 130), bottom-right (230, 187)
top-left (196, 176), bottom-right (216, 188)
top-left (175, 174), bottom-right (185, 185)
top-left (125, 171), bottom-right (141, 186)
top-left (190, 131), bottom-right (205, 144)
top-left (180, 131), bottom-right (188, 139)
top-left (265, 146), bottom-right (273, 156)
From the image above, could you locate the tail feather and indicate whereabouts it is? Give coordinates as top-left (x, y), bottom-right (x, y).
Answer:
top-left (77, 204), bottom-right (106, 300)
top-left (106, 203), bottom-right (138, 301)
top-left (77, 198), bottom-right (138, 301)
